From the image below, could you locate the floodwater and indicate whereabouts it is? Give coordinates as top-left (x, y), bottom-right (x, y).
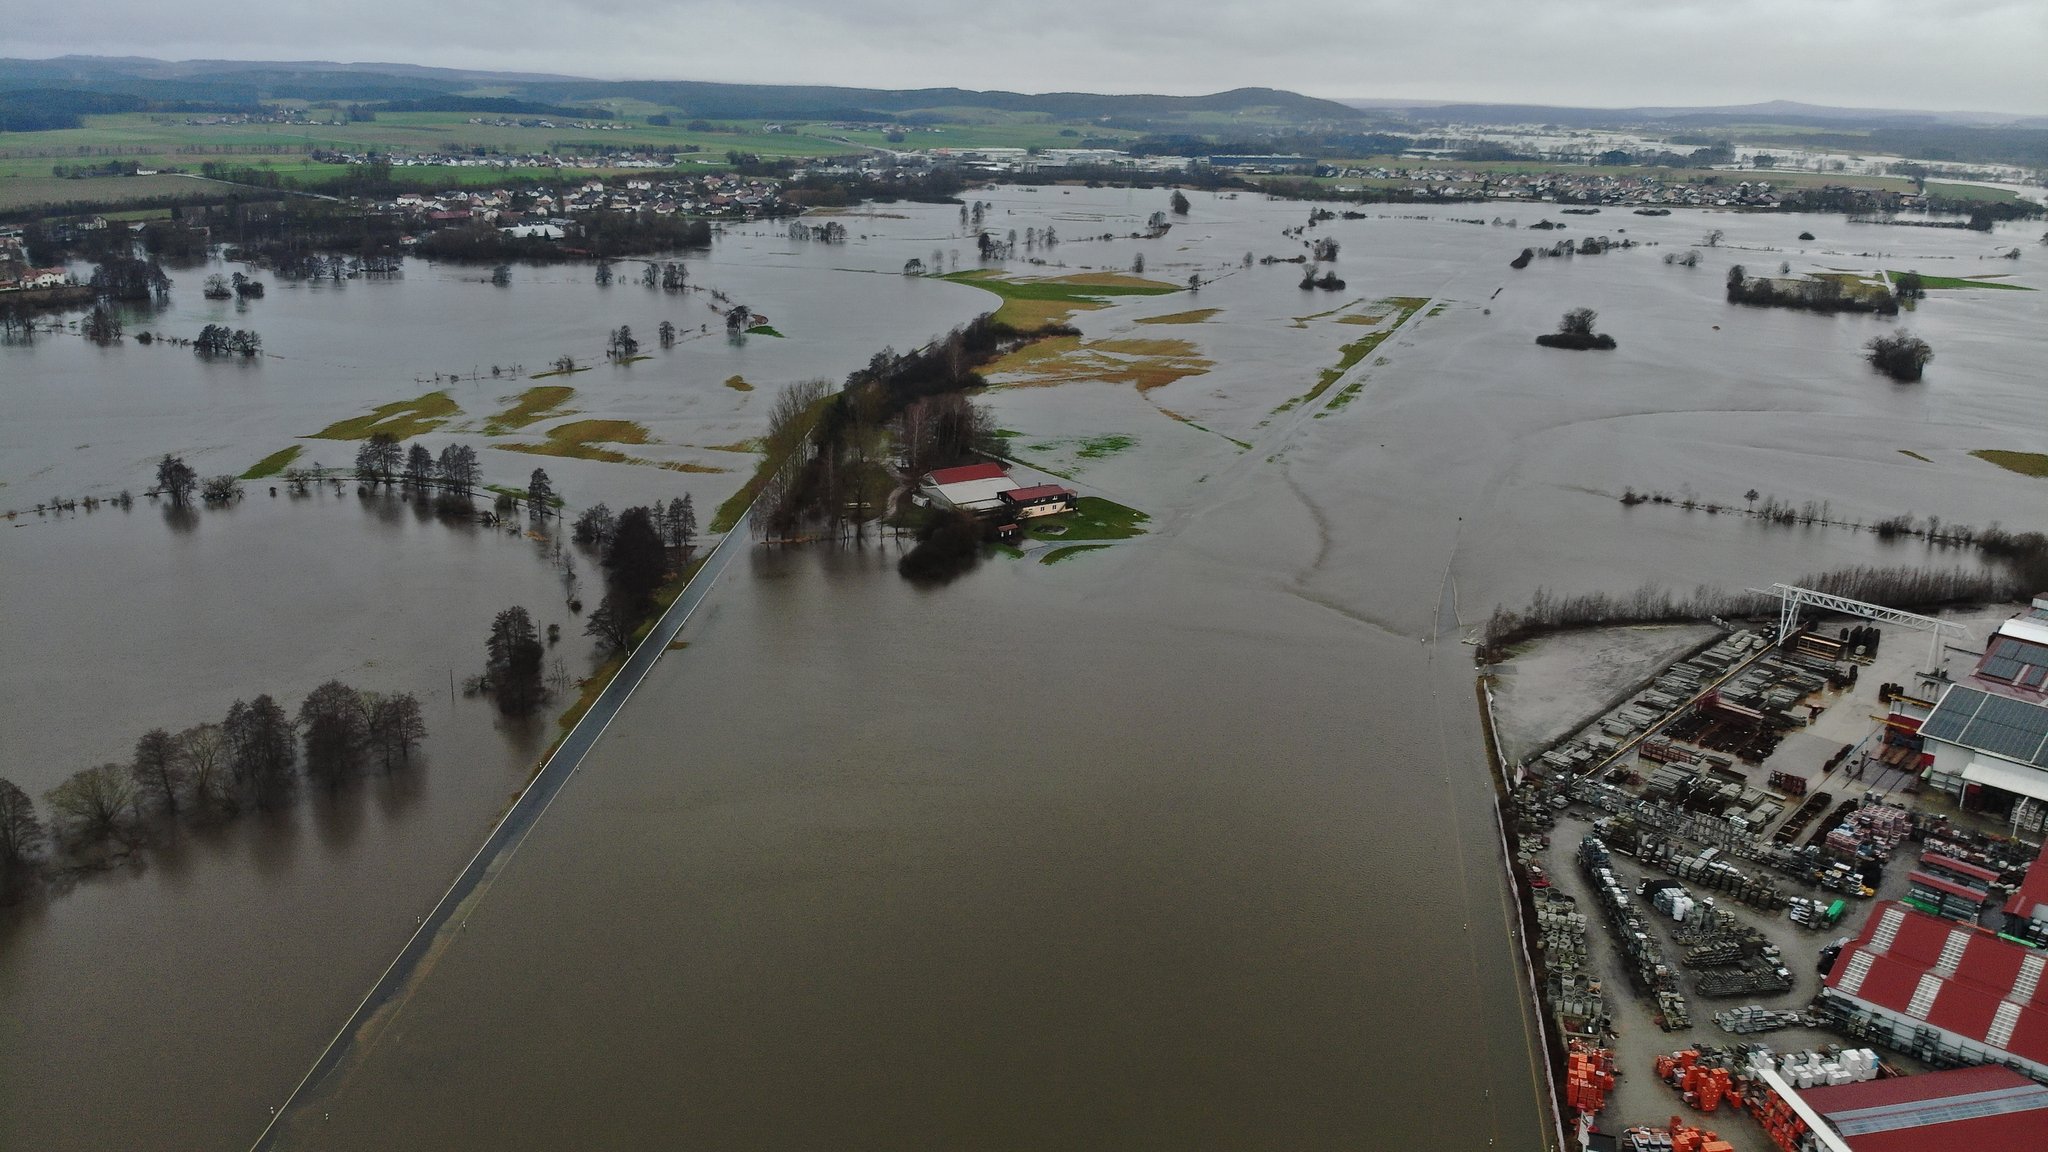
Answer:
top-left (5, 185), bottom-right (2047, 1150)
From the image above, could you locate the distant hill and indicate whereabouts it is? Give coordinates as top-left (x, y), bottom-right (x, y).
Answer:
top-left (0, 56), bottom-right (1363, 126)
top-left (1340, 97), bottom-right (2047, 131)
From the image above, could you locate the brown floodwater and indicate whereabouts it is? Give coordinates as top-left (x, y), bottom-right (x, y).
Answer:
top-left (5, 185), bottom-right (2045, 1150)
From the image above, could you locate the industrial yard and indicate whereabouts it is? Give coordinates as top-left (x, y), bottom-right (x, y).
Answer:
top-left (1485, 594), bottom-right (2048, 1151)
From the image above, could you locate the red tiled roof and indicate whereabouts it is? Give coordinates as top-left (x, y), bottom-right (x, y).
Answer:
top-left (924, 463), bottom-right (1007, 485)
top-left (1824, 902), bottom-right (2048, 1067)
top-left (1802, 1065), bottom-right (2048, 1152)
top-left (1000, 484), bottom-right (1074, 503)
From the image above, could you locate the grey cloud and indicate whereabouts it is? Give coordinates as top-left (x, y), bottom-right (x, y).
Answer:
top-left (7, 0), bottom-right (2045, 113)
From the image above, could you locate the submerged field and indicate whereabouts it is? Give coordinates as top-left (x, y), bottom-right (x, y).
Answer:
top-left (5, 183), bottom-right (2046, 1152)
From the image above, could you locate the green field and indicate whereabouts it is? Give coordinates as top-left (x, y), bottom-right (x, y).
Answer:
top-left (1023, 496), bottom-right (1149, 543)
top-left (1972, 449), bottom-right (2048, 479)
top-left (1890, 271), bottom-right (2033, 291)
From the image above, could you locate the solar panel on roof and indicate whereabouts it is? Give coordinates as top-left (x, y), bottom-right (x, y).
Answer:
top-left (1968, 695), bottom-right (2048, 767)
top-left (1921, 687), bottom-right (1986, 742)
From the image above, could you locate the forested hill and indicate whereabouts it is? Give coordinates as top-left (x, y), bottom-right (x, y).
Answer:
top-left (0, 56), bottom-right (1363, 128)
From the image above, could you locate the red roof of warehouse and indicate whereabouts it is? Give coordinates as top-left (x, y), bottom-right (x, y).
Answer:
top-left (999, 484), bottom-right (1074, 503)
top-left (2007, 853), bottom-right (2048, 921)
top-left (923, 462), bottom-right (1008, 485)
top-left (1824, 902), bottom-right (2048, 1067)
top-left (1801, 1065), bottom-right (2048, 1152)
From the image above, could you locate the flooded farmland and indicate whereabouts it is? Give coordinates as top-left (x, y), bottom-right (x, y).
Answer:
top-left (4, 186), bottom-right (2046, 1150)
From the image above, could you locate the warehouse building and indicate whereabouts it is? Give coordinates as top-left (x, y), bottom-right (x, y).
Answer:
top-left (2005, 853), bottom-right (2048, 949)
top-left (1788, 1064), bottom-right (2048, 1152)
top-left (1894, 597), bottom-right (2048, 831)
top-left (1818, 901), bottom-right (2048, 1082)
top-left (916, 462), bottom-right (1019, 514)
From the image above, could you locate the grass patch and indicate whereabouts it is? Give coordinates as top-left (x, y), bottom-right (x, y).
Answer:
top-left (710, 393), bottom-right (831, 532)
top-left (703, 438), bottom-right (763, 453)
top-left (1136, 308), bottom-right (1221, 326)
top-left (1278, 296), bottom-right (1425, 413)
top-left (555, 654), bottom-right (625, 734)
top-left (745, 324), bottom-right (785, 337)
top-left (1159, 409), bottom-right (1253, 450)
top-left (1076, 434), bottom-right (1135, 459)
top-left (1024, 496), bottom-right (1149, 542)
top-left (241, 445), bottom-right (301, 479)
top-left (1426, 303), bottom-right (1448, 317)
top-left (659, 461), bottom-right (729, 473)
top-left (616, 354), bottom-right (654, 364)
top-left (1898, 449), bottom-right (1932, 463)
top-left (1041, 544), bottom-right (1111, 565)
top-left (1292, 298), bottom-right (1364, 328)
top-left (308, 392), bottom-right (459, 440)
top-left (529, 365), bottom-right (594, 380)
top-left (499, 419), bottom-right (652, 463)
top-left (940, 269), bottom-right (1180, 328)
top-left (724, 375), bottom-right (754, 392)
top-left (1889, 271), bottom-right (2033, 292)
top-left (1972, 449), bottom-right (2048, 479)
top-left (983, 333), bottom-right (1211, 392)
top-left (484, 385), bottom-right (576, 435)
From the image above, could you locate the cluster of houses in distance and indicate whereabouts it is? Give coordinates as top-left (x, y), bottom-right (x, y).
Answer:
top-left (0, 229), bottom-right (74, 291)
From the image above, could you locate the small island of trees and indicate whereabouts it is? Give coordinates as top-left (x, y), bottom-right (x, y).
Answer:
top-left (1535, 307), bottom-right (1617, 351)
top-left (1866, 331), bottom-right (1934, 382)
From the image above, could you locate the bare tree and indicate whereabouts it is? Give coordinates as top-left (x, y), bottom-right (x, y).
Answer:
top-left (156, 454), bottom-right (198, 507)
top-left (364, 692), bottom-right (427, 771)
top-left (585, 594), bottom-right (635, 652)
top-left (177, 723), bottom-right (230, 811)
top-left (299, 681), bottom-right (367, 785)
top-left (0, 777), bottom-right (45, 884)
top-left (131, 727), bottom-right (188, 815)
top-left (404, 442), bottom-right (436, 488)
top-left (225, 695), bottom-right (297, 804)
top-left (437, 443), bottom-right (480, 496)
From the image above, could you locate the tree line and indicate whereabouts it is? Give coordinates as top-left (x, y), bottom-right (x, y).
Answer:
top-left (1481, 565), bottom-right (2010, 655)
top-left (754, 315), bottom-right (1031, 539)
top-left (1, 683), bottom-right (426, 902)
top-left (478, 494), bottom-right (699, 716)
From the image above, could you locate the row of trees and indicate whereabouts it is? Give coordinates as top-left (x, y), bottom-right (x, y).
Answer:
top-left (1481, 565), bottom-right (2008, 654)
top-left (1725, 264), bottom-right (1900, 316)
top-left (754, 314), bottom-right (1026, 539)
top-left (89, 256), bottom-right (172, 305)
top-left (153, 453), bottom-right (241, 507)
top-left (1, 683), bottom-right (426, 894)
top-left (193, 323), bottom-right (263, 357)
top-left (352, 435), bottom-right (482, 495)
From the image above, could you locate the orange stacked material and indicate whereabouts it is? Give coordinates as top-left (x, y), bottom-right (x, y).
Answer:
top-left (1664, 1117), bottom-right (1734, 1152)
top-left (1565, 1041), bottom-right (1617, 1115)
top-left (1743, 1081), bottom-right (1811, 1152)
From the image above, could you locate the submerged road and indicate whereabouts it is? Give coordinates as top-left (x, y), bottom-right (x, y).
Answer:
top-left (248, 508), bottom-right (754, 1151)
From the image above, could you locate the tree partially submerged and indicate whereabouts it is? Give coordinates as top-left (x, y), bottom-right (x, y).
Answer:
top-left (1866, 331), bottom-right (1934, 382)
top-left (0, 777), bottom-right (46, 893)
top-left (46, 763), bottom-right (136, 844)
top-left (1535, 307), bottom-right (1617, 351)
top-left (486, 607), bottom-right (547, 716)
top-left (155, 454), bottom-right (198, 507)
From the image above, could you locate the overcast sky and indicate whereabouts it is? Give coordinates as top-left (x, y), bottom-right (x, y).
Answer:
top-left (11, 0), bottom-right (2048, 115)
